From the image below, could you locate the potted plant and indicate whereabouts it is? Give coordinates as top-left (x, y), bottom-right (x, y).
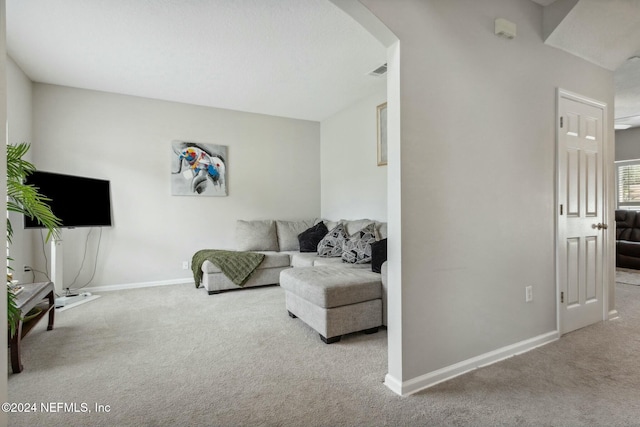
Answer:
top-left (6, 142), bottom-right (60, 336)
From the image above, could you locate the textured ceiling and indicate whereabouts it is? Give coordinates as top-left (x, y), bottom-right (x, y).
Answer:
top-left (544, 0), bottom-right (640, 71)
top-left (7, 0), bottom-right (387, 122)
top-left (8, 0), bottom-right (640, 128)
top-left (614, 57), bottom-right (640, 128)
top-left (542, 0), bottom-right (640, 129)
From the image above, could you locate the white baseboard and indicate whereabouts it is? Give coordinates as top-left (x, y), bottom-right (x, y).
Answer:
top-left (383, 373), bottom-right (404, 396)
top-left (608, 309), bottom-right (619, 320)
top-left (75, 278), bottom-right (195, 293)
top-left (384, 330), bottom-right (559, 396)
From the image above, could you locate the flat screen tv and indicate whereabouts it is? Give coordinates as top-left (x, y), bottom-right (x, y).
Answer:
top-left (24, 171), bottom-right (112, 229)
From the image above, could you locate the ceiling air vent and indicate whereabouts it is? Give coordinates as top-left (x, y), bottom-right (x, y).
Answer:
top-left (368, 63), bottom-right (387, 77)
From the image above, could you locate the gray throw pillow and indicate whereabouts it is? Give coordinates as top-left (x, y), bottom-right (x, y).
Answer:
top-left (317, 223), bottom-right (348, 257)
top-left (276, 219), bottom-right (315, 251)
top-left (235, 220), bottom-right (278, 251)
top-left (341, 223), bottom-right (377, 264)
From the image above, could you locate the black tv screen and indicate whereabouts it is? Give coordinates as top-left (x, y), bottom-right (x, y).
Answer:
top-left (24, 171), bottom-right (112, 228)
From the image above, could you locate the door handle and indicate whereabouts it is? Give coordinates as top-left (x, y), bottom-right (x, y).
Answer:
top-left (591, 223), bottom-right (608, 230)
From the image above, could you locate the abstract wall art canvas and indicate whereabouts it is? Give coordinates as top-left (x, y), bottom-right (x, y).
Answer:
top-left (171, 141), bottom-right (228, 196)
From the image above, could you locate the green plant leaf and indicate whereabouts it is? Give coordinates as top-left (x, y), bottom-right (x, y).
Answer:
top-left (6, 142), bottom-right (61, 334)
top-left (7, 289), bottom-right (21, 338)
top-left (6, 143), bottom-right (61, 242)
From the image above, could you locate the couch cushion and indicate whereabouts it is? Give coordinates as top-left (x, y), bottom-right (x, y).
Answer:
top-left (275, 219), bottom-right (315, 251)
top-left (317, 223), bottom-right (348, 257)
top-left (617, 240), bottom-right (640, 269)
top-left (616, 210), bottom-right (640, 242)
top-left (320, 219), bottom-right (339, 231)
top-left (341, 219), bottom-right (375, 235)
top-left (342, 223), bottom-right (376, 264)
top-left (617, 240), bottom-right (640, 258)
top-left (202, 251), bottom-right (290, 273)
top-left (298, 222), bottom-right (329, 252)
top-left (235, 220), bottom-right (278, 251)
top-left (280, 266), bottom-right (382, 308)
top-left (290, 252), bottom-right (319, 268)
top-left (290, 252), bottom-right (368, 268)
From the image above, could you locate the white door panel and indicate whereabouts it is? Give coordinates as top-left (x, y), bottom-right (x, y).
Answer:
top-left (558, 92), bottom-right (606, 335)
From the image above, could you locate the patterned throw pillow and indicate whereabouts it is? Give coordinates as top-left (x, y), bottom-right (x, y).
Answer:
top-left (341, 223), bottom-right (377, 264)
top-left (317, 223), bottom-right (348, 257)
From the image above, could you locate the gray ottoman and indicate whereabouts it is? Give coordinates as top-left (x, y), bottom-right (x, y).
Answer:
top-left (279, 266), bottom-right (382, 344)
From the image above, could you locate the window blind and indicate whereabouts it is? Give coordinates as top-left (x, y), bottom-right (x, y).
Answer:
top-left (617, 160), bottom-right (640, 207)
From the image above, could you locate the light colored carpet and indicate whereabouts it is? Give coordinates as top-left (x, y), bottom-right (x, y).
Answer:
top-left (7, 281), bottom-right (640, 427)
top-left (616, 267), bottom-right (640, 285)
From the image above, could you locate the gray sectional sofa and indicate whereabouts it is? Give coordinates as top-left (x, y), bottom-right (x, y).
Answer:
top-left (198, 218), bottom-right (388, 341)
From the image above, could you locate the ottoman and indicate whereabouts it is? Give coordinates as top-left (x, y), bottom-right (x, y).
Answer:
top-left (279, 266), bottom-right (382, 344)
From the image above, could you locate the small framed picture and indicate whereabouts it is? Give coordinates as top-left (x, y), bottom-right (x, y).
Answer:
top-left (377, 102), bottom-right (387, 166)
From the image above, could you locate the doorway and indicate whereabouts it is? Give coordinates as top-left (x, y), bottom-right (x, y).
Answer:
top-left (557, 89), bottom-right (609, 334)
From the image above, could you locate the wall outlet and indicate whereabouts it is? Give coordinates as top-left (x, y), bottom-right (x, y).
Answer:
top-left (525, 285), bottom-right (533, 303)
top-left (23, 266), bottom-right (31, 272)
top-left (182, 261), bottom-right (189, 270)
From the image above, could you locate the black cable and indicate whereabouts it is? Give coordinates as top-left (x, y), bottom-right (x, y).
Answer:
top-left (40, 230), bottom-right (50, 279)
top-left (69, 228), bottom-right (92, 288)
top-left (25, 266), bottom-right (52, 293)
top-left (73, 228), bottom-right (103, 290)
top-left (29, 267), bottom-right (49, 277)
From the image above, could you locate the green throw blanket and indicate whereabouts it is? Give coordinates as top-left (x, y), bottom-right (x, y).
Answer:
top-left (191, 250), bottom-right (265, 288)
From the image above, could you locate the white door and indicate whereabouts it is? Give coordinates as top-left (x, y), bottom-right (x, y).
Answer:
top-left (557, 90), bottom-right (607, 335)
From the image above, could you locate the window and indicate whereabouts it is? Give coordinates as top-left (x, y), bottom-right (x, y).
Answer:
top-left (616, 159), bottom-right (640, 209)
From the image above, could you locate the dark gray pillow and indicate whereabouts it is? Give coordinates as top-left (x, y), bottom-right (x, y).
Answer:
top-left (298, 222), bottom-right (328, 253)
top-left (317, 223), bottom-right (348, 257)
top-left (371, 238), bottom-right (387, 273)
top-left (342, 223), bottom-right (377, 264)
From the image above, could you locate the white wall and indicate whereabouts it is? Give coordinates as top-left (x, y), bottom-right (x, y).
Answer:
top-left (615, 127), bottom-right (640, 161)
top-left (360, 0), bottom-right (614, 390)
top-left (31, 84), bottom-right (321, 288)
top-left (320, 82), bottom-right (387, 221)
top-left (6, 56), bottom-right (33, 284)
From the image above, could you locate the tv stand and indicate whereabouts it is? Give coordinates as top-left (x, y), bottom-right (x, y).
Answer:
top-left (50, 236), bottom-right (100, 309)
top-left (55, 292), bottom-right (94, 308)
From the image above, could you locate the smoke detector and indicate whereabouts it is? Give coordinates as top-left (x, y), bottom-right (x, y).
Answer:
top-left (495, 18), bottom-right (517, 39)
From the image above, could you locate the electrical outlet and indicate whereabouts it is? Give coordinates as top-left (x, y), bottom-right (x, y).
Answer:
top-left (525, 285), bottom-right (533, 303)
top-left (23, 266), bottom-right (31, 272)
top-left (182, 261), bottom-right (189, 270)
